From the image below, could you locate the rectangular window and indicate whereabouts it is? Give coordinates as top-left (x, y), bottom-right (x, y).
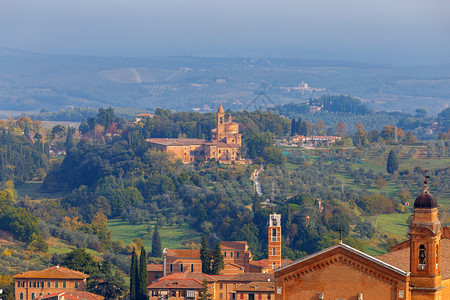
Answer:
top-left (220, 283), bottom-right (223, 289)
top-left (152, 291), bottom-right (158, 296)
top-left (170, 263), bottom-right (173, 273)
top-left (155, 273), bottom-right (159, 279)
top-left (180, 291), bottom-right (185, 297)
top-left (224, 252), bottom-right (226, 258)
top-left (187, 291), bottom-right (195, 298)
top-left (272, 248), bottom-right (276, 256)
top-left (220, 293), bottom-right (223, 299)
top-left (191, 264), bottom-right (194, 272)
top-left (62, 282), bottom-right (66, 288)
top-left (180, 263), bottom-right (184, 272)
top-left (47, 282), bottom-right (51, 288)
top-left (230, 252), bottom-right (233, 258)
top-left (41, 282), bottom-right (44, 288)
top-left (33, 282), bottom-right (36, 288)
top-left (55, 282), bottom-right (59, 288)
top-left (75, 282), bottom-right (78, 288)
top-left (272, 228), bottom-right (277, 241)
top-left (268, 294), bottom-right (271, 300)
top-left (236, 252), bottom-right (239, 258)
top-left (171, 291), bottom-right (176, 297)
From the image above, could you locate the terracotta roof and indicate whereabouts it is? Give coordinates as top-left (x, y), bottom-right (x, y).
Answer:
top-left (147, 138), bottom-right (207, 147)
top-left (164, 249), bottom-right (201, 258)
top-left (223, 262), bottom-right (245, 270)
top-left (148, 279), bottom-right (203, 289)
top-left (147, 264), bottom-right (163, 272)
top-left (234, 281), bottom-right (274, 292)
top-left (377, 238), bottom-right (450, 280)
top-left (161, 273), bottom-right (216, 282)
top-left (13, 266), bottom-right (89, 280)
top-left (136, 113), bottom-right (154, 117)
top-left (220, 241), bottom-right (248, 251)
top-left (35, 291), bottom-right (103, 300)
top-left (226, 273), bottom-right (274, 282)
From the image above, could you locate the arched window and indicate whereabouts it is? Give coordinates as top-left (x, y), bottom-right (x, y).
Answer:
top-left (436, 245), bottom-right (439, 269)
top-left (419, 245), bottom-right (426, 270)
top-left (20, 293), bottom-right (24, 300)
top-left (31, 293), bottom-right (35, 300)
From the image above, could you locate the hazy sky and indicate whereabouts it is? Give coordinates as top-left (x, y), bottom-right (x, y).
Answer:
top-left (1, 0), bottom-right (449, 64)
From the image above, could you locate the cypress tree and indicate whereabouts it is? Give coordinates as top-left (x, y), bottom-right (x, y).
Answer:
top-left (151, 225), bottom-right (162, 258)
top-left (137, 247), bottom-right (148, 300)
top-left (291, 118), bottom-right (296, 136)
top-left (199, 280), bottom-right (213, 300)
top-left (200, 235), bottom-right (211, 274)
top-left (130, 248), bottom-right (138, 300)
top-left (211, 243), bottom-right (224, 275)
top-left (386, 150), bottom-right (399, 174)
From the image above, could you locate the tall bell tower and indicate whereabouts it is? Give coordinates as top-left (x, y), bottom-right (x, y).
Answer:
top-left (409, 179), bottom-right (442, 298)
top-left (268, 213), bottom-right (282, 270)
top-left (216, 103), bottom-right (225, 140)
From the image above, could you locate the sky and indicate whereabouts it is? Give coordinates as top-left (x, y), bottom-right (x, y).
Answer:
top-left (1, 0), bottom-right (449, 64)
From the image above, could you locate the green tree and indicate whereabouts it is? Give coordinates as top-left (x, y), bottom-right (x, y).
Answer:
top-left (386, 150), bottom-right (399, 174)
top-left (63, 248), bottom-right (99, 274)
top-left (211, 243), bottom-right (224, 275)
top-left (151, 225), bottom-right (162, 258)
top-left (199, 280), bottom-right (213, 300)
top-left (200, 235), bottom-right (211, 274)
top-left (97, 107), bottom-right (115, 131)
top-left (130, 248), bottom-right (138, 300)
top-left (137, 247), bottom-right (148, 300)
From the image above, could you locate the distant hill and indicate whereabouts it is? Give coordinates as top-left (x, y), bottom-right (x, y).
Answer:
top-left (1, 48), bottom-right (449, 114)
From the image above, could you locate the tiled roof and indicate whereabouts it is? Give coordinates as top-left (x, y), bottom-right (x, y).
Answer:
top-left (35, 291), bottom-right (103, 300)
top-left (147, 138), bottom-right (206, 146)
top-left (220, 241), bottom-right (248, 250)
top-left (223, 262), bottom-right (245, 270)
top-left (164, 249), bottom-right (201, 258)
top-left (13, 266), bottom-right (89, 280)
top-left (147, 264), bottom-right (163, 272)
top-left (136, 113), bottom-right (154, 117)
top-left (161, 273), bottom-right (217, 282)
top-left (377, 238), bottom-right (450, 280)
top-left (234, 281), bottom-right (274, 292)
top-left (148, 279), bottom-right (203, 289)
top-left (226, 273), bottom-right (274, 282)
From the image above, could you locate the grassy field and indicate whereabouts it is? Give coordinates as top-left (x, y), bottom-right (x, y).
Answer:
top-left (107, 219), bottom-right (202, 250)
top-left (16, 181), bottom-right (64, 200)
top-left (372, 213), bottom-right (410, 237)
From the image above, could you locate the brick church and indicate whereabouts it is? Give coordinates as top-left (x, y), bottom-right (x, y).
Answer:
top-left (274, 180), bottom-right (450, 300)
top-left (147, 104), bottom-right (244, 164)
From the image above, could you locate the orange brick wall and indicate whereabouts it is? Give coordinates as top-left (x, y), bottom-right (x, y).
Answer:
top-left (164, 258), bottom-right (203, 275)
top-left (15, 279), bottom-right (86, 300)
top-left (275, 263), bottom-right (409, 300)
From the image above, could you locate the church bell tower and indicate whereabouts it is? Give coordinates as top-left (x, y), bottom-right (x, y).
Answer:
top-left (216, 103), bottom-right (225, 140)
top-left (268, 213), bottom-right (282, 270)
top-left (409, 179), bottom-right (442, 298)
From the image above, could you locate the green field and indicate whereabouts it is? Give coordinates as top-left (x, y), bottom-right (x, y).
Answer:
top-left (16, 181), bottom-right (64, 200)
top-left (107, 219), bottom-right (201, 250)
top-left (372, 213), bottom-right (410, 237)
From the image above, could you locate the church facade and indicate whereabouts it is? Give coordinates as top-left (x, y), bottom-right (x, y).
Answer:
top-left (147, 104), bottom-right (244, 164)
top-left (274, 181), bottom-right (450, 300)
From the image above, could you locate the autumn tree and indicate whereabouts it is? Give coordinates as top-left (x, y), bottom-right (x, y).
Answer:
top-left (336, 122), bottom-right (346, 136)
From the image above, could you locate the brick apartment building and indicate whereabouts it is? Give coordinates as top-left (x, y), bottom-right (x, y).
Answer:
top-left (13, 266), bottom-right (89, 300)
